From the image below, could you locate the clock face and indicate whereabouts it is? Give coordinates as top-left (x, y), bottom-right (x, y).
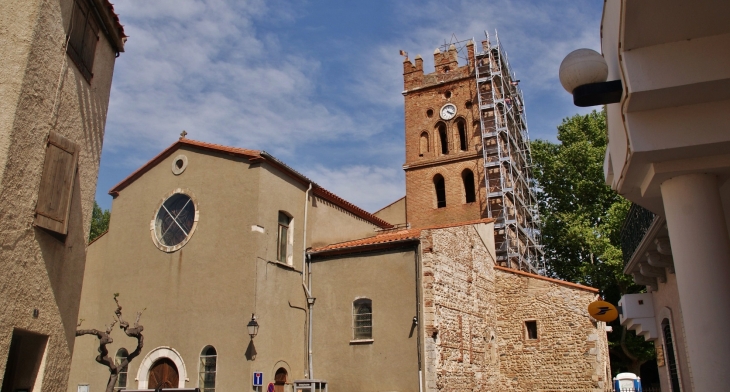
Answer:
top-left (440, 103), bottom-right (457, 120)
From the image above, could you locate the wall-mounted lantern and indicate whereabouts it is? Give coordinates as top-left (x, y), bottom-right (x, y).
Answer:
top-left (559, 48), bottom-right (622, 107)
top-left (247, 314), bottom-right (259, 339)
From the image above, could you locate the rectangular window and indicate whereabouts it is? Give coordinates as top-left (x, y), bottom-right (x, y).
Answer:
top-left (277, 212), bottom-right (291, 263)
top-left (525, 320), bottom-right (538, 340)
top-left (34, 131), bottom-right (79, 236)
top-left (67, 0), bottom-right (99, 82)
top-left (353, 299), bottom-right (373, 340)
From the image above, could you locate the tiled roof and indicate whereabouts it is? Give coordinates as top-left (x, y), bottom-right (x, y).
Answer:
top-left (309, 217), bottom-right (496, 255)
top-left (108, 138), bottom-right (392, 229)
top-left (102, 1), bottom-right (126, 38)
top-left (309, 228), bottom-right (422, 254)
top-left (493, 265), bottom-right (600, 293)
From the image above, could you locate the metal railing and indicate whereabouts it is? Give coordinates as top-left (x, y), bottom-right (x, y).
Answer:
top-left (620, 203), bottom-right (657, 268)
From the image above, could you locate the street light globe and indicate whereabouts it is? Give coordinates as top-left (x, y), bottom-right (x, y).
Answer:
top-left (559, 49), bottom-right (608, 93)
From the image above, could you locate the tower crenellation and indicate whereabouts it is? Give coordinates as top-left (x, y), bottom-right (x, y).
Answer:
top-left (402, 33), bottom-right (544, 273)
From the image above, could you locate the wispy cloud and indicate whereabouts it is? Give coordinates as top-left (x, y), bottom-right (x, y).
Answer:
top-left (303, 165), bottom-right (405, 213)
top-left (98, 0), bottom-right (602, 212)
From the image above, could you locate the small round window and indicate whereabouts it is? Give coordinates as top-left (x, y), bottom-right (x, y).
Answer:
top-left (151, 190), bottom-right (198, 252)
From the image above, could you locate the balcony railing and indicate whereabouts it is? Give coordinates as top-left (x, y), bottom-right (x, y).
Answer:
top-left (620, 203), bottom-right (657, 268)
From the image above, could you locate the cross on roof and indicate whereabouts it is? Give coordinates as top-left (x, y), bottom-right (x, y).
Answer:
top-left (179, 130), bottom-right (188, 139)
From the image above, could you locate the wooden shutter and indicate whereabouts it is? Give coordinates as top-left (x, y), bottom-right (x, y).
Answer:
top-left (34, 132), bottom-right (79, 235)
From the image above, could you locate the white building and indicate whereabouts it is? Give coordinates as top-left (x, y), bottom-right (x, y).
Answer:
top-left (560, 1), bottom-right (730, 391)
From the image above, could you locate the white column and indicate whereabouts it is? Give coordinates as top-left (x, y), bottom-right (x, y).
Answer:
top-left (661, 173), bottom-right (730, 390)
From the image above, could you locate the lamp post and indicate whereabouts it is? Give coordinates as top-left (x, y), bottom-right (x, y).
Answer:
top-left (247, 314), bottom-right (259, 339)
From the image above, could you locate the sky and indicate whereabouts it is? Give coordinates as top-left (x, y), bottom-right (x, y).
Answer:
top-left (96, 0), bottom-right (603, 212)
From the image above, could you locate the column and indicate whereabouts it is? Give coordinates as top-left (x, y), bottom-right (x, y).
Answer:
top-left (661, 173), bottom-right (730, 390)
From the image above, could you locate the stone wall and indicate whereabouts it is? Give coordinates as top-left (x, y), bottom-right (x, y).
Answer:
top-left (420, 222), bottom-right (500, 391)
top-left (420, 222), bottom-right (611, 391)
top-left (494, 269), bottom-right (611, 392)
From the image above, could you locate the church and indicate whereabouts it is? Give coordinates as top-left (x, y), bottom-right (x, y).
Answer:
top-left (67, 37), bottom-right (611, 392)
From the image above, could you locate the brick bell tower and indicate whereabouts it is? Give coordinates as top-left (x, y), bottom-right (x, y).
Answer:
top-left (403, 41), bottom-right (484, 228)
top-left (402, 36), bottom-right (544, 273)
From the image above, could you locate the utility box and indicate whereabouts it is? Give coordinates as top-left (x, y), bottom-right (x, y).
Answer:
top-left (293, 379), bottom-right (328, 392)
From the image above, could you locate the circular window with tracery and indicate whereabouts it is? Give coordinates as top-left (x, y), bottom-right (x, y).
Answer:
top-left (151, 189), bottom-right (199, 252)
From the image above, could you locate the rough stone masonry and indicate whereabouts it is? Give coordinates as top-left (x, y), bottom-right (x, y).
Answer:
top-left (420, 223), bottom-right (611, 391)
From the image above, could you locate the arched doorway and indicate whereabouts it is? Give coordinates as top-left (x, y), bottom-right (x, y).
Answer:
top-left (274, 367), bottom-right (287, 392)
top-left (148, 358), bottom-right (179, 389)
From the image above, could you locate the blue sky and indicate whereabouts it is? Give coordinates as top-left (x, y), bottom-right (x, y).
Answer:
top-left (96, 0), bottom-right (603, 212)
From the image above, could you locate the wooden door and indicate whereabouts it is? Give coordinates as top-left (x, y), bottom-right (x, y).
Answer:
top-left (148, 358), bottom-right (179, 389)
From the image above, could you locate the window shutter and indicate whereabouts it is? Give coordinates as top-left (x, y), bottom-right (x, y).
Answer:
top-left (34, 132), bottom-right (79, 235)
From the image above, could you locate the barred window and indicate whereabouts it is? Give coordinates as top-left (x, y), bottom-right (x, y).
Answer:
top-left (199, 346), bottom-right (217, 392)
top-left (662, 319), bottom-right (681, 392)
top-left (114, 348), bottom-right (128, 390)
top-left (353, 298), bottom-right (372, 340)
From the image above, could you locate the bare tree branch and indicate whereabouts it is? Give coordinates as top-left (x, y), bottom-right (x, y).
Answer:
top-left (76, 295), bottom-right (144, 392)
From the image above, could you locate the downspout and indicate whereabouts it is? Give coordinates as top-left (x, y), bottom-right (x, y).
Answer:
top-left (307, 254), bottom-right (314, 379)
top-left (302, 183), bottom-right (313, 378)
top-left (415, 243), bottom-right (423, 392)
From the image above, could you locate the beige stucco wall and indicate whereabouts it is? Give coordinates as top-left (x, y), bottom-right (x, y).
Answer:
top-left (308, 197), bottom-right (379, 249)
top-left (495, 270), bottom-right (611, 392)
top-left (311, 249), bottom-right (420, 391)
top-left (373, 196), bottom-right (406, 226)
top-left (68, 146), bottom-right (385, 391)
top-left (0, 0), bottom-right (117, 391)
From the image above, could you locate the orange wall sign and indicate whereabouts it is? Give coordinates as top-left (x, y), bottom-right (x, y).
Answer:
top-left (587, 300), bottom-right (618, 322)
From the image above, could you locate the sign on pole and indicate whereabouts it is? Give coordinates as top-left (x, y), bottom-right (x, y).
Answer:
top-left (253, 371), bottom-right (264, 387)
top-left (267, 383), bottom-right (275, 392)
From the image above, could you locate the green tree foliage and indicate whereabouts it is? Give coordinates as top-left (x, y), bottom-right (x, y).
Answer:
top-left (531, 110), bottom-right (654, 374)
top-left (89, 201), bottom-right (110, 242)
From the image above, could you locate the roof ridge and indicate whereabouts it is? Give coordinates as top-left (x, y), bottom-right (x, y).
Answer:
top-left (493, 265), bottom-right (599, 293)
top-left (107, 138), bottom-right (392, 229)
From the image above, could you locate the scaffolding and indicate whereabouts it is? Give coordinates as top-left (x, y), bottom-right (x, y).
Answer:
top-left (473, 31), bottom-right (544, 274)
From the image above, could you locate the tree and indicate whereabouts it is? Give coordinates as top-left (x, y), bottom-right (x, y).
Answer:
top-left (76, 294), bottom-right (144, 392)
top-left (89, 201), bottom-right (110, 242)
top-left (531, 110), bottom-right (654, 375)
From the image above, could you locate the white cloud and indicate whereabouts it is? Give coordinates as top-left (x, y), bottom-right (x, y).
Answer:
top-left (106, 0), bottom-right (374, 159)
top-left (303, 165), bottom-right (405, 213)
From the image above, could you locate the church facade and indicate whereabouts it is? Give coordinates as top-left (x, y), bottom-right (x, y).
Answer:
top-left (67, 37), bottom-right (611, 392)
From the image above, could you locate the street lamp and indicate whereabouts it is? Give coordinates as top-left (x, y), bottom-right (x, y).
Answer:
top-left (247, 314), bottom-right (259, 339)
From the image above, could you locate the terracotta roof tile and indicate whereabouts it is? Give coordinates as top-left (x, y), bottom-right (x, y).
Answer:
top-left (310, 228), bottom-right (422, 253)
top-left (309, 217), bottom-right (496, 254)
top-left (108, 138), bottom-right (392, 229)
top-left (103, 1), bottom-right (126, 38)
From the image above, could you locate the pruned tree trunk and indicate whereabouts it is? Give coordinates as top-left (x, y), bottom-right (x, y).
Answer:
top-left (76, 295), bottom-right (144, 392)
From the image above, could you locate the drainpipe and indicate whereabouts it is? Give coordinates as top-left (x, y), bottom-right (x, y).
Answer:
top-left (307, 254), bottom-right (314, 379)
top-left (302, 183), bottom-right (314, 378)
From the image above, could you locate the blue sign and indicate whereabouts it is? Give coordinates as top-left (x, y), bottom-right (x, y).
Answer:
top-left (253, 371), bottom-right (263, 387)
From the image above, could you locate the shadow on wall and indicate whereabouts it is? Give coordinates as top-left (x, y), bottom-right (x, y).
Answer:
top-left (37, 173), bottom-right (86, 351)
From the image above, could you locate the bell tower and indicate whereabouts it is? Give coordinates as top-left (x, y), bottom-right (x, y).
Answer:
top-left (402, 35), bottom-right (544, 273)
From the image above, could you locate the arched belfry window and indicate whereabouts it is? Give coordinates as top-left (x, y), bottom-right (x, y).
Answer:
top-left (419, 132), bottom-right (430, 156)
top-left (662, 319), bottom-right (682, 392)
top-left (436, 122), bottom-right (448, 155)
top-left (115, 348), bottom-right (129, 390)
top-left (353, 298), bottom-right (373, 340)
top-left (199, 346), bottom-right (217, 392)
top-left (434, 174), bottom-right (446, 208)
top-left (457, 119), bottom-right (467, 151)
top-left (462, 169), bottom-right (476, 203)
